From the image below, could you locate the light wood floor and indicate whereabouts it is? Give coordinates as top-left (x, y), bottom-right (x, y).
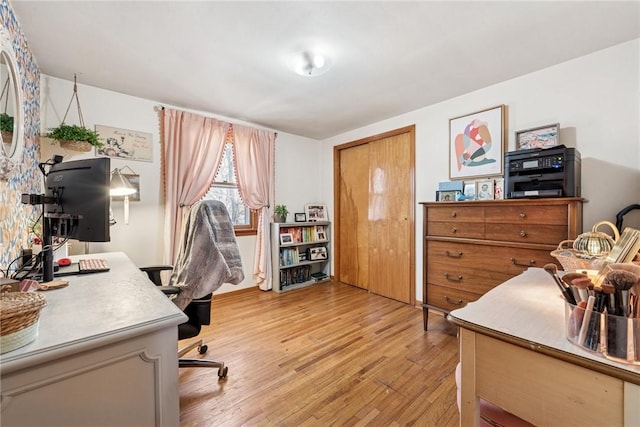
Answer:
top-left (178, 281), bottom-right (460, 426)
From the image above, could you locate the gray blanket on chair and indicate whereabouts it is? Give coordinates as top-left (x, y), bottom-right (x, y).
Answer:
top-left (169, 200), bottom-right (244, 310)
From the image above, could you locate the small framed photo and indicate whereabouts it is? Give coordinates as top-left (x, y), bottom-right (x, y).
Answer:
top-left (494, 178), bottom-right (504, 200)
top-left (294, 212), bottom-right (307, 222)
top-left (463, 181), bottom-right (476, 200)
top-left (515, 123), bottom-right (559, 150)
top-left (308, 246), bottom-right (328, 261)
top-left (476, 179), bottom-right (495, 200)
top-left (280, 233), bottom-right (294, 245)
top-left (437, 190), bottom-right (457, 202)
top-left (305, 204), bottom-right (328, 221)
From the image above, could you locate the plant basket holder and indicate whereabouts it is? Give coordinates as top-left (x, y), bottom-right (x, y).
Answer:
top-left (55, 74), bottom-right (93, 149)
top-left (1, 287), bottom-right (46, 354)
top-left (59, 139), bottom-right (92, 152)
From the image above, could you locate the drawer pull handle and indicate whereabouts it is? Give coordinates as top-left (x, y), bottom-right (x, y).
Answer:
top-left (451, 227), bottom-right (457, 234)
top-left (445, 295), bottom-right (464, 306)
top-left (451, 212), bottom-right (457, 218)
top-left (519, 230), bottom-right (527, 237)
top-left (511, 257), bottom-right (536, 267)
top-left (519, 213), bottom-right (527, 219)
top-left (445, 250), bottom-right (463, 258)
top-left (444, 273), bottom-right (463, 282)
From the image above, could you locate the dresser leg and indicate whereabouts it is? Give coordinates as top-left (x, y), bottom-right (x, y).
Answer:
top-left (423, 306), bottom-right (429, 330)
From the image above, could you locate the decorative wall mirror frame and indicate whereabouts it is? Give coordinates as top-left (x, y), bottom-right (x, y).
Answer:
top-left (0, 26), bottom-right (24, 164)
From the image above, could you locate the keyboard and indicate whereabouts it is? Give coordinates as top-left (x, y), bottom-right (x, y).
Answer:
top-left (78, 258), bottom-right (110, 273)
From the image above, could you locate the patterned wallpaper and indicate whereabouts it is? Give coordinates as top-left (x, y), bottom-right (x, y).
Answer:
top-left (0, 0), bottom-right (40, 274)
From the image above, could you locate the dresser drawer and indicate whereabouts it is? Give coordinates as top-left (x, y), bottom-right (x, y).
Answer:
top-left (427, 261), bottom-right (509, 295)
top-left (427, 221), bottom-right (485, 239)
top-left (485, 223), bottom-right (568, 244)
top-left (485, 205), bottom-right (568, 225)
top-left (426, 284), bottom-right (481, 311)
top-left (427, 206), bottom-right (484, 223)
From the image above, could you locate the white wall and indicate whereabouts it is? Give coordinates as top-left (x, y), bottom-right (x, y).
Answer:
top-left (40, 75), bottom-right (323, 293)
top-left (321, 39), bottom-right (640, 303)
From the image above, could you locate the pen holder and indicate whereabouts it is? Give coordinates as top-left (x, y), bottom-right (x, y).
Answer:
top-left (565, 301), bottom-right (640, 365)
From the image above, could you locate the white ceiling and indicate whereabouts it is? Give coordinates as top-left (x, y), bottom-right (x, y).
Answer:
top-left (11, 1), bottom-right (640, 140)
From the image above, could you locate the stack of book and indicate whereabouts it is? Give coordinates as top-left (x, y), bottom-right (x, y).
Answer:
top-left (311, 272), bottom-right (328, 282)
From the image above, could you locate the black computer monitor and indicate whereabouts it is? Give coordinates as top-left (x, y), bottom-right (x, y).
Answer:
top-left (21, 156), bottom-right (111, 282)
top-left (45, 157), bottom-right (111, 243)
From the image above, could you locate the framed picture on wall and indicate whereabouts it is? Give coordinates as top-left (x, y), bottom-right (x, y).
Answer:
top-left (449, 105), bottom-right (506, 180)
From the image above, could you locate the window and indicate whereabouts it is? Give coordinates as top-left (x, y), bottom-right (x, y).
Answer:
top-left (203, 144), bottom-right (257, 236)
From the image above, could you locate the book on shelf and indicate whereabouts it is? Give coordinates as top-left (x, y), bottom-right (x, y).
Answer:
top-left (310, 272), bottom-right (328, 281)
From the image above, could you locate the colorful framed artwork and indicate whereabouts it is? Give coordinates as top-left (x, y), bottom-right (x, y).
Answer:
top-left (515, 123), bottom-right (560, 150)
top-left (449, 105), bottom-right (506, 180)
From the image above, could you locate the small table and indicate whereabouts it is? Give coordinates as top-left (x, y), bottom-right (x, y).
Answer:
top-left (448, 267), bottom-right (640, 427)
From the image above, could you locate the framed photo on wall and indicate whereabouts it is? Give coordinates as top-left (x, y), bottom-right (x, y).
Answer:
top-left (449, 105), bottom-right (506, 180)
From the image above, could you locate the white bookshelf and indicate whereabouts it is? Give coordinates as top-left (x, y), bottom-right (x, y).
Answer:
top-left (271, 221), bottom-right (330, 293)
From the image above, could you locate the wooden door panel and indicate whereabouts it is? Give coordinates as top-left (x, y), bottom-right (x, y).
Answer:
top-left (368, 133), bottom-right (412, 304)
top-left (338, 144), bottom-right (369, 289)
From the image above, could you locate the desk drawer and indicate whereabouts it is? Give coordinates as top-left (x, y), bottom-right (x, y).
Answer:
top-left (427, 221), bottom-right (485, 239)
top-left (485, 224), bottom-right (567, 244)
top-left (485, 205), bottom-right (567, 225)
top-left (427, 206), bottom-right (484, 223)
top-left (426, 284), bottom-right (480, 311)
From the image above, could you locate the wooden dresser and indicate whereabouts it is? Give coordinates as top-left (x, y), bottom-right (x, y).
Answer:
top-left (421, 198), bottom-right (584, 330)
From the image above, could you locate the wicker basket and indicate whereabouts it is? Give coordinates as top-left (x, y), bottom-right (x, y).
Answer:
top-left (550, 240), bottom-right (606, 272)
top-left (59, 139), bottom-right (92, 152)
top-left (0, 288), bottom-right (46, 354)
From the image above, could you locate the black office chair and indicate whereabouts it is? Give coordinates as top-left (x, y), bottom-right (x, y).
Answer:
top-left (140, 265), bottom-right (228, 379)
top-left (139, 200), bottom-right (245, 381)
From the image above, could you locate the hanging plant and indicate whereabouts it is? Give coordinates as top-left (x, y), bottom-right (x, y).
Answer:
top-left (46, 123), bottom-right (102, 146)
top-left (46, 74), bottom-right (103, 152)
top-left (0, 112), bottom-right (14, 132)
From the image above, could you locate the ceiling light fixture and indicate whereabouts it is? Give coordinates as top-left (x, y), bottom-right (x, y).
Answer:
top-left (292, 51), bottom-right (331, 77)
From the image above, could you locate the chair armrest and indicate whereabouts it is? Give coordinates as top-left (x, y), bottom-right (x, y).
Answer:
top-left (160, 286), bottom-right (181, 296)
top-left (139, 265), bottom-right (173, 286)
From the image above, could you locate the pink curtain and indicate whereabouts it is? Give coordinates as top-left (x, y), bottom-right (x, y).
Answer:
top-left (232, 124), bottom-right (276, 290)
top-left (162, 108), bottom-right (229, 263)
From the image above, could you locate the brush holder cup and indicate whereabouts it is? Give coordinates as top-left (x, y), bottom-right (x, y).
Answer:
top-left (565, 301), bottom-right (640, 365)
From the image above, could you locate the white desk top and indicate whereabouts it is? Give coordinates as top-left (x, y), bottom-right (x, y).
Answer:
top-left (448, 267), bottom-right (640, 383)
top-left (0, 252), bottom-right (187, 374)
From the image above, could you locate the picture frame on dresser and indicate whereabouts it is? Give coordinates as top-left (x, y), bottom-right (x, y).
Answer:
top-left (515, 123), bottom-right (559, 150)
top-left (449, 105), bottom-right (506, 180)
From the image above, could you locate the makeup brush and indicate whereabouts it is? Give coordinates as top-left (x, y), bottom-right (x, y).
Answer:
top-left (571, 277), bottom-right (592, 302)
top-left (606, 270), bottom-right (638, 317)
top-left (601, 282), bottom-right (616, 315)
top-left (544, 263), bottom-right (577, 305)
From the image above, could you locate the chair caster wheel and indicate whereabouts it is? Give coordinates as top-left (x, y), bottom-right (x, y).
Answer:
top-left (218, 366), bottom-right (228, 379)
top-left (198, 344), bottom-right (208, 354)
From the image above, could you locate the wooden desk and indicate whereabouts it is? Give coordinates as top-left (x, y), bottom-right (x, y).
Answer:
top-left (448, 268), bottom-right (640, 427)
top-left (0, 252), bottom-right (187, 426)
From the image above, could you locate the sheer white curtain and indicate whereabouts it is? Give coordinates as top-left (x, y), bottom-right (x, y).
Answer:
top-left (232, 124), bottom-right (276, 290)
top-left (161, 108), bottom-right (229, 263)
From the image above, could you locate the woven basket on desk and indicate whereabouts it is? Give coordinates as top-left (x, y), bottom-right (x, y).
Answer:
top-left (550, 240), bottom-right (605, 272)
top-left (0, 287), bottom-right (46, 354)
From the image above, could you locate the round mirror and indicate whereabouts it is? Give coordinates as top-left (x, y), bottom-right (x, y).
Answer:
top-left (0, 28), bottom-right (23, 163)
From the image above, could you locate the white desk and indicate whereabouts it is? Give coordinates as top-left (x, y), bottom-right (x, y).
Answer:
top-left (0, 252), bottom-right (187, 426)
top-left (448, 267), bottom-right (640, 427)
